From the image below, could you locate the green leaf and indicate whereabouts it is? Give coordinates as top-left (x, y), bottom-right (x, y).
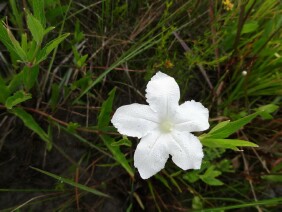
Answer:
top-left (183, 171), bottom-right (200, 183)
top-left (8, 71), bottom-right (24, 93)
top-left (9, 0), bottom-right (24, 32)
top-left (71, 74), bottom-right (93, 91)
top-left (154, 174), bottom-right (171, 190)
top-left (257, 104), bottom-right (279, 114)
top-left (5, 90), bottom-right (32, 109)
top-left (31, 167), bottom-right (110, 198)
top-left (10, 107), bottom-right (52, 150)
top-left (261, 175), bottom-right (282, 183)
top-left (199, 166), bottom-right (224, 186)
top-left (6, 24), bottom-right (27, 61)
top-left (205, 113), bottom-right (259, 139)
top-left (7, 65), bottom-right (39, 92)
top-left (242, 21), bottom-right (259, 34)
top-left (209, 120), bottom-right (230, 134)
top-left (21, 33), bottom-right (28, 52)
top-left (26, 12), bottom-right (44, 44)
top-left (0, 78), bottom-right (9, 103)
top-left (200, 138), bottom-right (258, 150)
top-left (98, 88), bottom-right (116, 129)
top-left (111, 136), bottom-right (132, 147)
top-left (44, 26), bottom-right (55, 35)
top-left (97, 88), bottom-right (134, 177)
top-left (192, 196), bottom-right (203, 210)
top-left (0, 22), bottom-right (17, 55)
top-left (32, 0), bottom-right (46, 27)
top-left (37, 33), bottom-right (69, 63)
top-left (22, 65), bottom-right (39, 90)
top-left (100, 135), bottom-right (134, 178)
top-left (77, 54), bottom-right (88, 67)
top-left (67, 122), bottom-right (80, 133)
top-left (49, 83), bottom-right (60, 111)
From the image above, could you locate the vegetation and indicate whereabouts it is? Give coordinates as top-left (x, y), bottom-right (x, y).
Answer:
top-left (0, 0), bottom-right (281, 211)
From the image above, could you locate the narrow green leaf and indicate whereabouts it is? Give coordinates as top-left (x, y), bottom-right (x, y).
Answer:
top-left (27, 40), bottom-right (37, 61)
top-left (44, 26), bottom-right (55, 35)
top-left (22, 65), bottom-right (39, 90)
top-left (21, 33), bottom-right (28, 52)
top-left (30, 167), bottom-right (110, 198)
top-left (98, 88), bottom-right (116, 128)
top-left (200, 138), bottom-right (258, 150)
top-left (32, 0), bottom-right (46, 27)
top-left (8, 70), bottom-right (24, 93)
top-left (192, 196), bottom-right (203, 210)
top-left (26, 12), bottom-right (44, 44)
top-left (199, 166), bottom-right (224, 186)
top-left (257, 104), bottom-right (279, 114)
top-left (0, 22), bottom-right (17, 55)
top-left (5, 90), bottom-right (32, 109)
top-left (10, 107), bottom-right (52, 150)
top-left (154, 174), bottom-right (171, 190)
top-left (37, 33), bottom-right (69, 63)
top-left (209, 120), bottom-right (230, 134)
top-left (242, 21), bottom-right (259, 34)
top-left (49, 83), bottom-right (60, 111)
top-left (183, 171), bottom-right (200, 183)
top-left (200, 198), bottom-right (282, 211)
top-left (9, 0), bottom-right (24, 32)
top-left (100, 135), bottom-right (134, 178)
top-left (71, 74), bottom-right (93, 91)
top-left (111, 137), bottom-right (132, 147)
top-left (6, 25), bottom-right (27, 61)
top-left (200, 176), bottom-right (224, 186)
top-left (206, 113), bottom-right (258, 139)
top-left (261, 175), bottom-right (282, 183)
top-left (97, 88), bottom-right (134, 177)
top-left (0, 78), bottom-right (9, 103)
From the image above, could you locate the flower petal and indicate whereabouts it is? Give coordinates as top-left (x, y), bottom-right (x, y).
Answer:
top-left (146, 72), bottom-right (180, 118)
top-left (134, 131), bottom-right (169, 179)
top-left (168, 131), bottom-right (204, 170)
top-left (111, 103), bottom-right (158, 138)
top-left (174, 100), bottom-right (209, 132)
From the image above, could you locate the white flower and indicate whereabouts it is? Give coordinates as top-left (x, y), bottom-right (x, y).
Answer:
top-left (111, 71), bottom-right (209, 179)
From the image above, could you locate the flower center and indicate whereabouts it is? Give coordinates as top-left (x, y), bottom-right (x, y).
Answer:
top-left (160, 120), bottom-right (173, 133)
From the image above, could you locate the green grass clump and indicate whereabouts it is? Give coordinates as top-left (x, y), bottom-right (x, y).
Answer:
top-left (0, 0), bottom-right (281, 211)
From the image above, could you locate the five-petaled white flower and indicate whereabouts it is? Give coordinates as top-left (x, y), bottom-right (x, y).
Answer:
top-left (111, 71), bottom-right (209, 179)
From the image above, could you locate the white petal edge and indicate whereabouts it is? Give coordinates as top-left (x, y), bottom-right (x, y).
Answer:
top-left (173, 100), bottom-right (209, 132)
top-left (145, 71), bottom-right (180, 117)
top-left (168, 131), bottom-right (204, 170)
top-left (134, 131), bottom-right (169, 179)
top-left (111, 103), bottom-right (158, 138)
